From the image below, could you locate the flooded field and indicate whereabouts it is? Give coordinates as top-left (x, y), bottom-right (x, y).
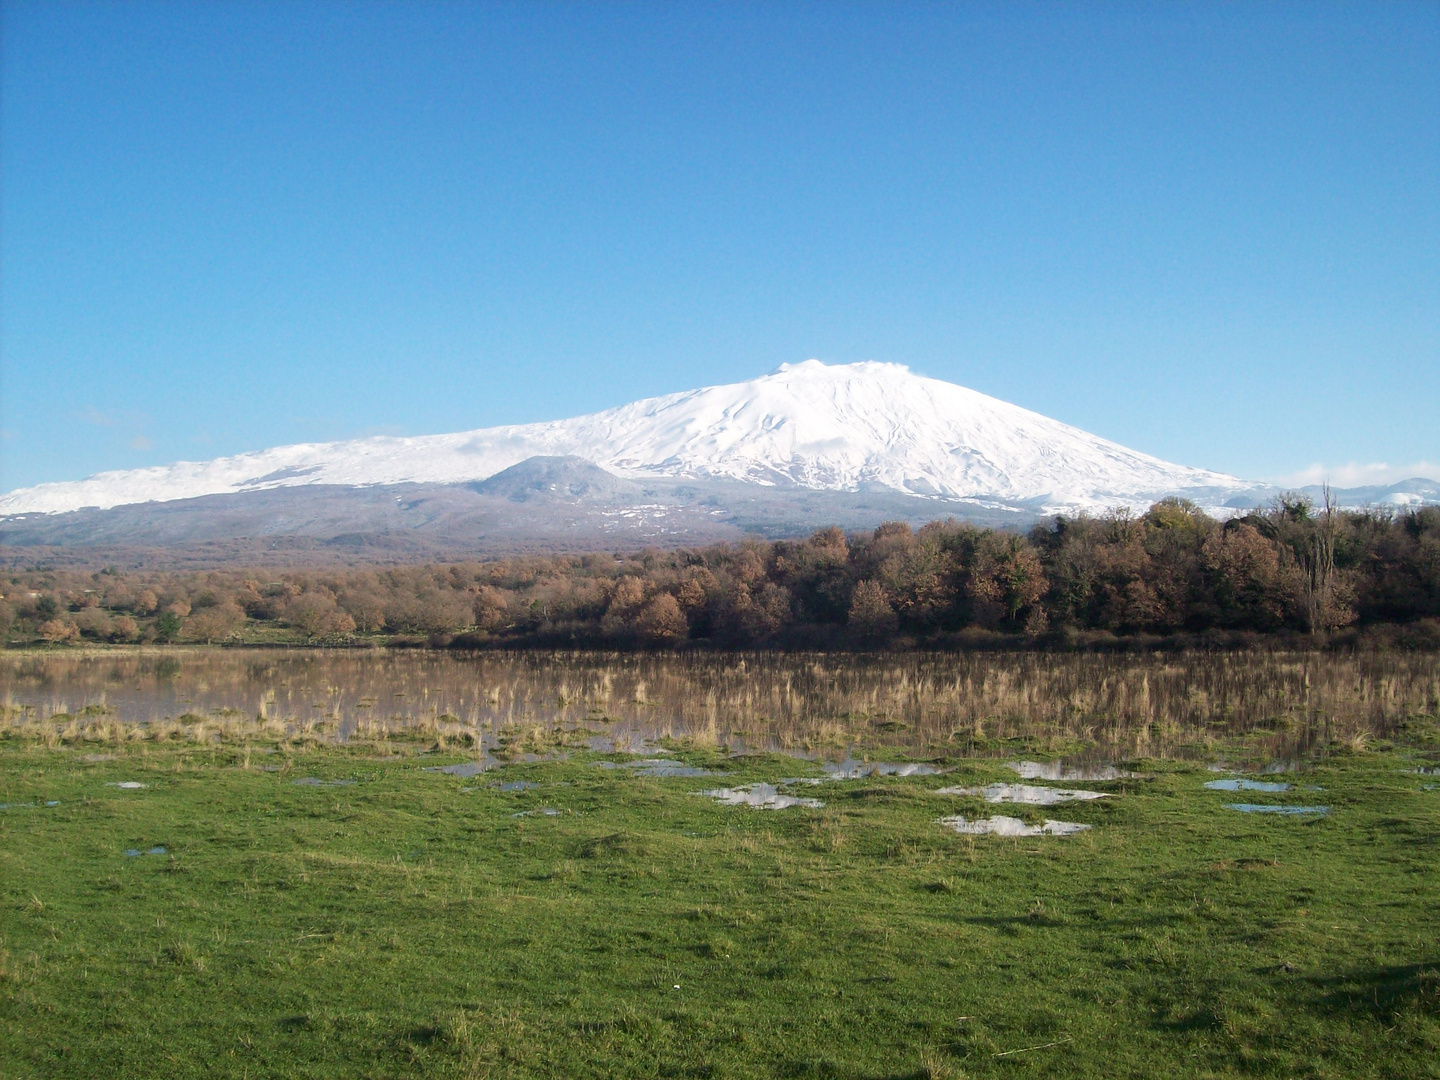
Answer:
top-left (3, 647), bottom-right (1438, 1077)
top-left (1, 647), bottom-right (1437, 766)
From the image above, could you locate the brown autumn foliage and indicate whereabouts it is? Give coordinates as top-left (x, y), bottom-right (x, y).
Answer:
top-left (2, 497), bottom-right (1437, 649)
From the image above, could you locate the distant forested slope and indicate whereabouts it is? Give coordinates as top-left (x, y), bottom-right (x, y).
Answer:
top-left (3, 498), bottom-right (1437, 650)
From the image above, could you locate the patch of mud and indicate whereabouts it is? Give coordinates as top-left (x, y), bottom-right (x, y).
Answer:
top-left (937, 783), bottom-right (1110, 805)
top-left (1007, 761), bottom-right (1134, 782)
top-left (939, 815), bottom-right (1091, 836)
top-left (82, 754), bottom-right (115, 762)
top-left (1225, 803), bottom-right (1329, 815)
top-left (698, 784), bottom-right (825, 810)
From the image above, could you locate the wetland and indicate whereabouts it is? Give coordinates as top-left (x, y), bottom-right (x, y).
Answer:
top-left (1, 646), bottom-right (1437, 1077)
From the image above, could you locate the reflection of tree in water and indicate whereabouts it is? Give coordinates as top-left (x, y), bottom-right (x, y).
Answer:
top-left (1, 650), bottom-right (1434, 760)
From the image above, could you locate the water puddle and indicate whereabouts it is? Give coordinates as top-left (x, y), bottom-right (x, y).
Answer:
top-left (430, 761), bottom-right (490, 778)
top-left (1007, 761), bottom-right (1133, 781)
top-left (123, 846), bottom-right (167, 857)
top-left (110, 782), bottom-right (148, 789)
top-left (820, 759), bottom-right (944, 780)
top-left (512, 807), bottom-right (561, 817)
top-left (597, 759), bottom-right (720, 778)
top-left (1225, 803), bottom-right (1329, 815)
top-left (698, 784), bottom-right (825, 810)
top-left (0, 801), bottom-right (60, 810)
top-left (937, 784), bottom-right (1110, 805)
top-left (1205, 779), bottom-right (1292, 793)
top-left (1213, 759), bottom-right (1307, 775)
top-left (939, 814), bottom-right (1091, 837)
top-left (291, 777), bottom-right (356, 787)
top-left (1410, 766), bottom-right (1440, 776)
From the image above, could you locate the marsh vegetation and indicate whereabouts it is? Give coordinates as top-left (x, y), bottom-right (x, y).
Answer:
top-left (3, 648), bottom-right (1435, 765)
top-left (2, 648), bottom-right (1437, 1077)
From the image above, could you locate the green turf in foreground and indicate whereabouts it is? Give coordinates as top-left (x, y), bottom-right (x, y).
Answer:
top-left (1, 741), bottom-right (1437, 1079)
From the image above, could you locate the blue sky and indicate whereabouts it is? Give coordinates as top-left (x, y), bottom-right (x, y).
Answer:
top-left (2, 0), bottom-right (1436, 493)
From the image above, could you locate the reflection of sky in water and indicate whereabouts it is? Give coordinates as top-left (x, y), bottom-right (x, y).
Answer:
top-left (123, 846), bottom-right (167, 856)
top-left (937, 783), bottom-right (1109, 805)
top-left (699, 784), bottom-right (824, 810)
top-left (597, 759), bottom-right (719, 778)
top-left (939, 815), bottom-right (1089, 836)
top-left (1205, 778), bottom-right (1291, 792)
top-left (820, 759), bottom-right (943, 779)
top-left (1007, 761), bottom-right (1133, 781)
top-left (432, 761), bottom-right (491, 777)
top-left (1225, 803), bottom-right (1329, 815)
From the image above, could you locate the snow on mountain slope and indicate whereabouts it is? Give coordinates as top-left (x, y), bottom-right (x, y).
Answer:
top-left (1, 360), bottom-right (1251, 516)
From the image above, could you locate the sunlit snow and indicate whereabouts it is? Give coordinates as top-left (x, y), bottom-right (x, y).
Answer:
top-left (0, 360), bottom-right (1251, 515)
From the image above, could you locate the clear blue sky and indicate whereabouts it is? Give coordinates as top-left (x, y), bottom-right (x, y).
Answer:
top-left (2, 0), bottom-right (1436, 493)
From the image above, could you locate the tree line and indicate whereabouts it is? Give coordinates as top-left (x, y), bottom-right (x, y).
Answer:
top-left (3, 496), bottom-right (1437, 650)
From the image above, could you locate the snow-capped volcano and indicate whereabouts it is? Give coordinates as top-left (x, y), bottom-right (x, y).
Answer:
top-left (1, 360), bottom-right (1251, 516)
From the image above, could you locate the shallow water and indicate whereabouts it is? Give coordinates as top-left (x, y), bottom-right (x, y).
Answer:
top-left (820, 759), bottom-right (944, 779)
top-left (1007, 761), bottom-right (1133, 781)
top-left (938, 815), bottom-right (1090, 836)
top-left (0, 801), bottom-right (60, 810)
top-left (937, 783), bottom-right (1110, 805)
top-left (123, 846), bottom-right (167, 856)
top-left (1225, 803), bottom-right (1329, 815)
top-left (292, 777), bottom-right (355, 787)
top-left (431, 761), bottom-right (493, 777)
top-left (598, 758), bottom-right (719, 778)
top-left (6, 648), bottom-right (1429, 765)
top-left (1205, 778), bottom-right (1292, 793)
top-left (698, 784), bottom-right (824, 810)
top-left (111, 781), bottom-right (147, 789)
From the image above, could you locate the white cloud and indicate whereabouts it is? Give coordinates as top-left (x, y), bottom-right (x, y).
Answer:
top-left (1271, 461), bottom-right (1440, 488)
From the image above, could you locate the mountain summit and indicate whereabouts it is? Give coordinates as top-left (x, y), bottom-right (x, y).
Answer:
top-left (2, 360), bottom-right (1251, 516)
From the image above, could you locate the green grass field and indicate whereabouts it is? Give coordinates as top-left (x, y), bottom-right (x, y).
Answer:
top-left (2, 735), bottom-right (1437, 1078)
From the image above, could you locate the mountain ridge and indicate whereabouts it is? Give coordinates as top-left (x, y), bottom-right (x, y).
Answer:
top-left (2, 360), bottom-right (1252, 516)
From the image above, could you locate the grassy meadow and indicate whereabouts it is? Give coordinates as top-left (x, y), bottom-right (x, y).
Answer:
top-left (1, 649), bottom-right (1438, 1078)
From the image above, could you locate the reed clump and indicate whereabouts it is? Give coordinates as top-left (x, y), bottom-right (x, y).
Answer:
top-left (2, 648), bottom-right (1435, 760)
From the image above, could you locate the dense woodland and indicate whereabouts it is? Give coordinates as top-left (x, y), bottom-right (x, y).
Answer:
top-left (2, 496), bottom-right (1437, 650)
